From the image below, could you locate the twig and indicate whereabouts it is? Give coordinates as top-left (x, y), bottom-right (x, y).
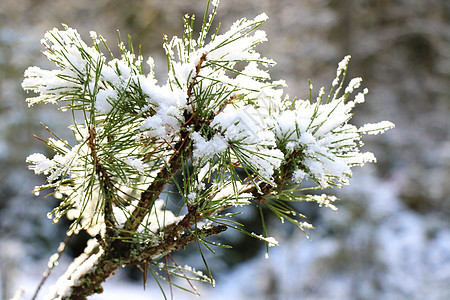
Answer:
top-left (64, 224), bottom-right (227, 299)
top-left (32, 235), bottom-right (72, 300)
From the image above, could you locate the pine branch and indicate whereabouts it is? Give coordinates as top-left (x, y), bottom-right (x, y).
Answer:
top-left (62, 179), bottom-right (267, 299)
top-left (22, 2), bottom-right (394, 298)
top-left (64, 224), bottom-right (226, 299)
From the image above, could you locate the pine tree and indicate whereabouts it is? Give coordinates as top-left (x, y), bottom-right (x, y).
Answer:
top-left (22, 1), bottom-right (393, 298)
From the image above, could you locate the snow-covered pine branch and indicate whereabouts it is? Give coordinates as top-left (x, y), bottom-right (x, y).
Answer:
top-left (22, 0), bottom-right (393, 298)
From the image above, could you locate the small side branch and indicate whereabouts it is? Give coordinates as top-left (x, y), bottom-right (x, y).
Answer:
top-left (137, 224), bottom-right (227, 263)
top-left (32, 235), bottom-right (72, 300)
top-left (186, 52), bottom-right (208, 104)
top-left (87, 126), bottom-right (115, 236)
top-left (63, 224), bottom-right (227, 299)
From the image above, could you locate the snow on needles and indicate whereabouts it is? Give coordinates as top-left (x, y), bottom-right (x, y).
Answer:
top-left (271, 56), bottom-right (394, 188)
top-left (22, 0), bottom-right (393, 276)
top-left (45, 239), bottom-right (103, 299)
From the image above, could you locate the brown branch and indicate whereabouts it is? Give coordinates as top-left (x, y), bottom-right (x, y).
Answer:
top-left (66, 253), bottom-right (118, 299)
top-left (136, 224), bottom-right (227, 263)
top-left (125, 131), bottom-right (190, 232)
top-left (87, 126), bottom-right (115, 234)
top-left (186, 52), bottom-right (208, 104)
top-left (63, 224), bottom-right (226, 300)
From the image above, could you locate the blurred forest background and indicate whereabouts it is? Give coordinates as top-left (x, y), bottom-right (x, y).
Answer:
top-left (0, 0), bottom-right (449, 299)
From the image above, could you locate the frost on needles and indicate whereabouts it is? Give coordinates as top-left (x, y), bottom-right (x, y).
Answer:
top-left (22, 1), bottom-right (394, 298)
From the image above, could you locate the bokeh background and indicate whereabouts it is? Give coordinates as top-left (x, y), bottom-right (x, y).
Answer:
top-left (1, 0), bottom-right (449, 299)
